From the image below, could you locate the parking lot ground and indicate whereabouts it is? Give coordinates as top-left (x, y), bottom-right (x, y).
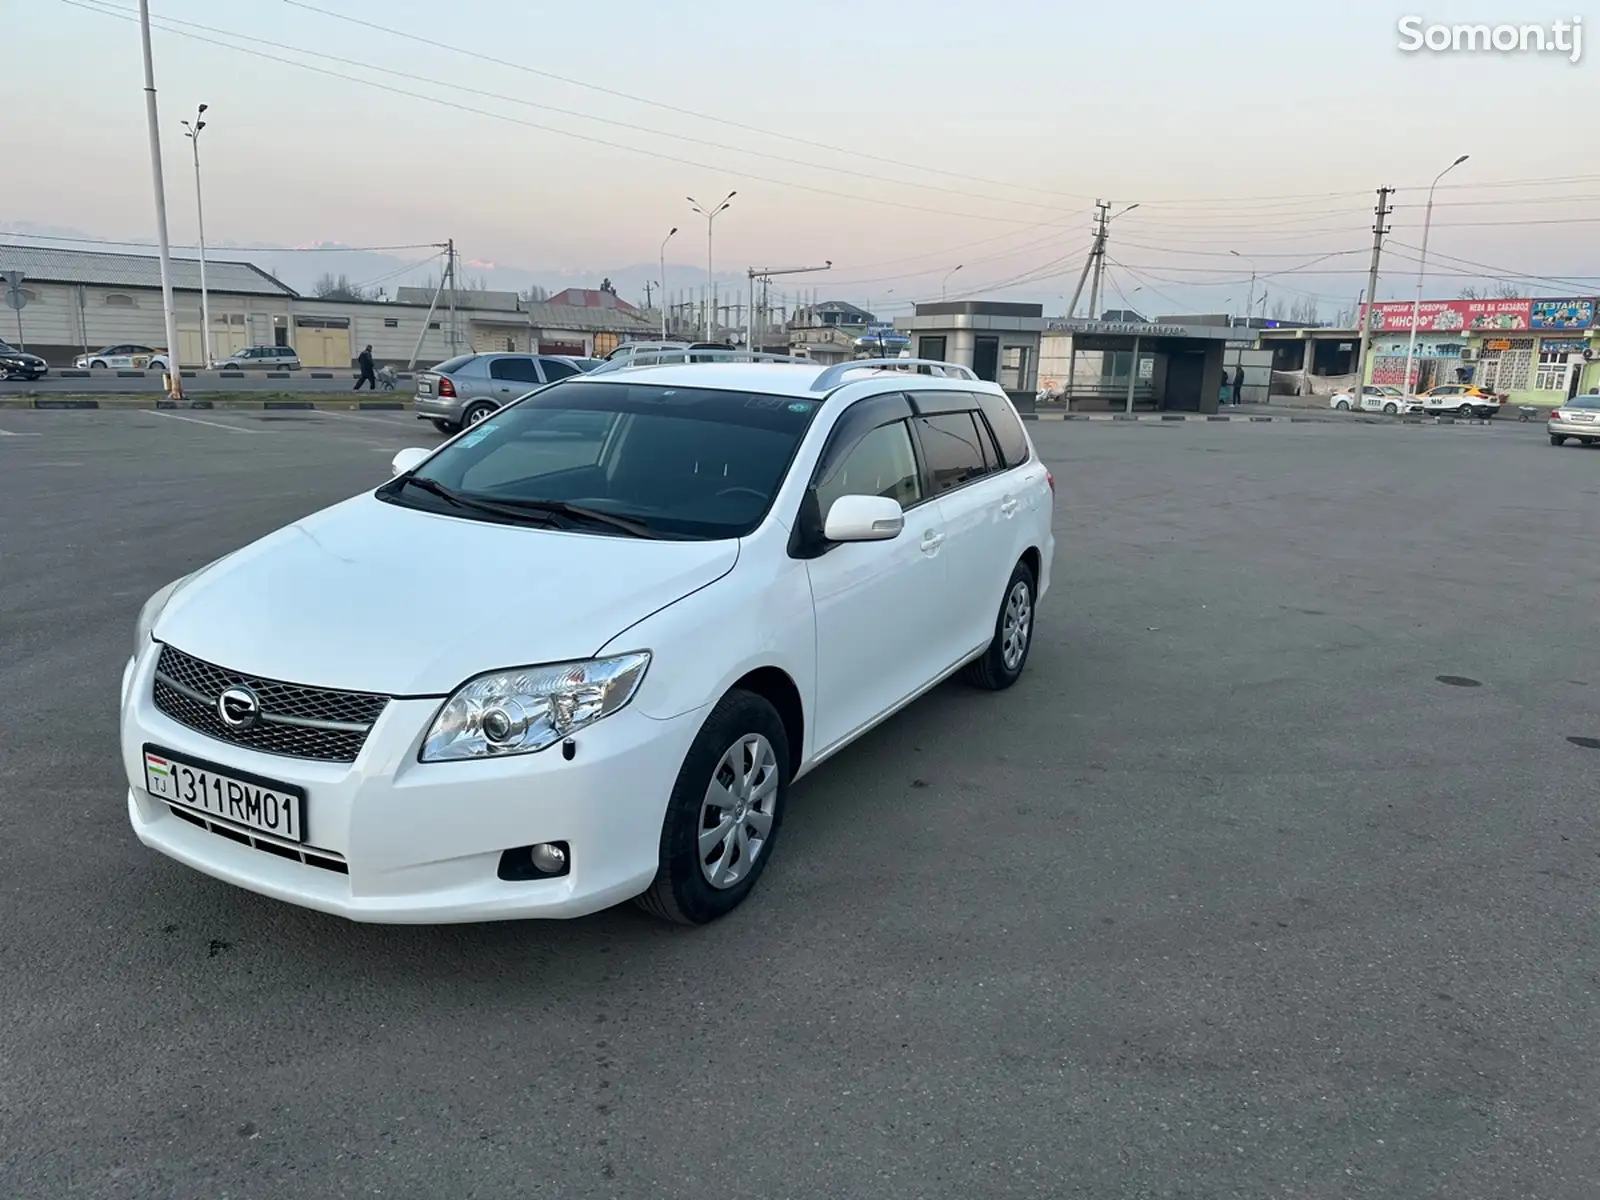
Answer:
top-left (4, 412), bottom-right (1599, 1198)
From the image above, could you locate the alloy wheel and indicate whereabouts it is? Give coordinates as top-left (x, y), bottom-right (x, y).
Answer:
top-left (698, 733), bottom-right (779, 890)
top-left (1001, 579), bottom-right (1033, 671)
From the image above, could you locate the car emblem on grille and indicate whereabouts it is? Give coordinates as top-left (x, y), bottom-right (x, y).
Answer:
top-left (217, 685), bottom-right (262, 730)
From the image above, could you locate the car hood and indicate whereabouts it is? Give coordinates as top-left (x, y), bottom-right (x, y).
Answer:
top-left (0, 350), bottom-right (44, 364)
top-left (152, 493), bottom-right (739, 695)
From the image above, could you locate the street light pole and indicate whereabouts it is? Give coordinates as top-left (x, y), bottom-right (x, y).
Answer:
top-left (688, 191), bottom-right (735, 342)
top-left (658, 226), bottom-right (677, 339)
top-left (183, 104), bottom-right (212, 367)
top-left (137, 0), bottom-right (183, 401)
top-left (1404, 154), bottom-right (1469, 395)
top-left (1229, 250), bottom-right (1257, 329)
top-left (942, 264), bottom-right (963, 301)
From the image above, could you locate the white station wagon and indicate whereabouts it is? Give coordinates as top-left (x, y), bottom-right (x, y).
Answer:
top-left (120, 355), bottom-right (1055, 925)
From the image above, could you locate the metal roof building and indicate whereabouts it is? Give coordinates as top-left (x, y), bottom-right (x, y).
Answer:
top-left (0, 243), bottom-right (295, 297)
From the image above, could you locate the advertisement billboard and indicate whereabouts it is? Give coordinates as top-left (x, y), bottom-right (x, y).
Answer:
top-left (1359, 297), bottom-right (1597, 333)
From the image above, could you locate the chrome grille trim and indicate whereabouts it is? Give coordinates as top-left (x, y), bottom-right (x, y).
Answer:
top-left (151, 643), bottom-right (389, 763)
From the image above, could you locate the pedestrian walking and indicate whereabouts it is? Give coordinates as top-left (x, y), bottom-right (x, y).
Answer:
top-left (354, 345), bottom-right (377, 391)
top-left (1232, 364), bottom-right (1245, 406)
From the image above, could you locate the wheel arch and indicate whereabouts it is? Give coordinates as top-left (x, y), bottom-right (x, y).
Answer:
top-left (728, 666), bottom-right (804, 779)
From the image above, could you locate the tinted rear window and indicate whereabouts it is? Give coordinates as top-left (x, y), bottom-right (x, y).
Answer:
top-left (972, 390), bottom-right (1030, 467)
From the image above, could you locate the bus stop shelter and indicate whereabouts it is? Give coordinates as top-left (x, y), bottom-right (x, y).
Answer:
top-left (1038, 318), bottom-right (1240, 414)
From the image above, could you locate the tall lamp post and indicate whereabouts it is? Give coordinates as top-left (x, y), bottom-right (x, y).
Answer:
top-left (1228, 250), bottom-right (1257, 330)
top-left (687, 191), bottom-right (735, 341)
top-left (658, 226), bottom-right (677, 339)
top-left (137, 0), bottom-right (183, 401)
top-left (182, 104), bottom-right (212, 368)
top-left (1403, 154), bottom-right (1469, 395)
top-left (942, 264), bottom-right (963, 300)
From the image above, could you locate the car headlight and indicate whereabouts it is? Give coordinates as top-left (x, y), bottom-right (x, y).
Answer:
top-left (421, 652), bottom-right (651, 762)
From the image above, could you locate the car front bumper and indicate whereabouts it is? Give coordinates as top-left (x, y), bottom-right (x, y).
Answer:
top-left (119, 643), bottom-right (703, 923)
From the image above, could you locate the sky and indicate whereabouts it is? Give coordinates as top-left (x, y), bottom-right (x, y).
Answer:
top-left (2, 0), bottom-right (1597, 318)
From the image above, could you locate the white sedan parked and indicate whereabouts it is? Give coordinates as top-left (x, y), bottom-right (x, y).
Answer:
top-left (1329, 385), bottom-right (1420, 415)
top-left (120, 357), bottom-right (1055, 925)
top-left (74, 343), bottom-right (170, 371)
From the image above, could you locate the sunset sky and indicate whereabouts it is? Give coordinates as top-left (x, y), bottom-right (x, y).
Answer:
top-left (4, 0), bottom-right (1596, 314)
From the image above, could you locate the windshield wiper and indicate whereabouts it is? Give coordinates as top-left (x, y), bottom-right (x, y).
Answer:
top-left (399, 475), bottom-right (560, 526)
top-left (480, 497), bottom-right (662, 539)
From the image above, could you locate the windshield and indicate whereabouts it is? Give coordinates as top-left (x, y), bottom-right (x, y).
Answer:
top-left (379, 380), bottom-right (822, 539)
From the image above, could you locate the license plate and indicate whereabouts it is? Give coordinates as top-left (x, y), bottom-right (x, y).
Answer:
top-left (1574, 414), bottom-right (1594, 422)
top-left (143, 746), bottom-right (306, 843)
top-left (417, 379), bottom-right (433, 395)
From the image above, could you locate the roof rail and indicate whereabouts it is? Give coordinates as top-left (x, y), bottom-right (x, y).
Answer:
top-left (588, 348), bottom-right (812, 376)
top-left (807, 358), bottom-right (978, 393)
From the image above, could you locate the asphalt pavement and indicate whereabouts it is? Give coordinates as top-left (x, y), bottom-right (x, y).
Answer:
top-left (2, 409), bottom-right (1597, 1198)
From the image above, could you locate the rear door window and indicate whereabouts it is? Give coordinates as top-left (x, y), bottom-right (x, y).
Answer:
top-left (969, 391), bottom-right (1031, 468)
top-left (539, 357), bottom-right (581, 380)
top-left (490, 357), bottom-right (542, 383)
top-left (912, 412), bottom-right (990, 494)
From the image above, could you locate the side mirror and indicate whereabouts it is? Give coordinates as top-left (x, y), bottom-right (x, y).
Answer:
top-left (823, 494), bottom-right (904, 542)
top-left (391, 447), bottom-right (430, 476)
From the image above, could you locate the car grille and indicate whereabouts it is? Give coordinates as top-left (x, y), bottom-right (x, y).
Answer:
top-left (165, 804), bottom-right (350, 874)
top-left (151, 643), bottom-right (388, 763)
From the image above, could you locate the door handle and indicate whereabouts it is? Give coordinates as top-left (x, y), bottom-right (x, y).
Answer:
top-left (919, 530), bottom-right (944, 553)
top-left (1000, 498), bottom-right (1019, 517)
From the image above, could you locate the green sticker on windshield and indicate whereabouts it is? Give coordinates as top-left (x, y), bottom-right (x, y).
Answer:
top-left (459, 423), bottom-right (496, 448)
top-left (787, 401), bottom-right (814, 413)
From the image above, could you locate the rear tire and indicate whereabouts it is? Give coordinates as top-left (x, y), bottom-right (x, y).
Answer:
top-left (462, 401), bottom-right (496, 427)
top-left (636, 689), bottom-right (790, 926)
top-left (1457, 403), bottom-right (1473, 416)
top-left (1551, 434), bottom-right (1567, 446)
top-left (1383, 402), bottom-right (1398, 415)
top-left (430, 419), bottom-right (458, 435)
top-left (962, 559), bottom-right (1037, 691)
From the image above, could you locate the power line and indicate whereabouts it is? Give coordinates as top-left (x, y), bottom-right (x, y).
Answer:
top-left (73, 0), bottom-right (1067, 217)
top-left (278, 0), bottom-right (1102, 205)
top-left (0, 229), bottom-right (442, 254)
top-left (1385, 243), bottom-right (1600, 291)
top-left (60, 0), bottom-right (1060, 227)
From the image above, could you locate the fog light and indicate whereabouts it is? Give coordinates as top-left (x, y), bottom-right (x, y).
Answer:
top-left (496, 841), bottom-right (571, 882)
top-left (531, 842), bottom-right (567, 874)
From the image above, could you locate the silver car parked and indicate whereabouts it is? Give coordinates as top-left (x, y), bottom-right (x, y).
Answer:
top-left (412, 352), bottom-right (587, 433)
top-left (1548, 394), bottom-right (1600, 446)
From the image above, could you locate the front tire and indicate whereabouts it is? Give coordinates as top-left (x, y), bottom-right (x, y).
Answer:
top-left (1334, 400), bottom-right (1350, 411)
top-left (963, 559), bottom-right (1036, 691)
top-left (636, 690), bottom-right (790, 925)
top-left (89, 360), bottom-right (107, 370)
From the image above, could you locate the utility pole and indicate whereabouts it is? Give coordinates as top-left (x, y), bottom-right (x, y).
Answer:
top-left (643, 280), bottom-right (655, 311)
top-left (1067, 201), bottom-right (1107, 319)
top-left (137, 0), bottom-right (183, 402)
top-left (1087, 201), bottom-right (1109, 321)
top-left (446, 238), bottom-right (458, 354)
top-left (1349, 187), bottom-right (1394, 403)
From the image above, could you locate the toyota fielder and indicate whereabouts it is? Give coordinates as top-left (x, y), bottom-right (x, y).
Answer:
top-left (121, 357), bottom-right (1055, 925)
